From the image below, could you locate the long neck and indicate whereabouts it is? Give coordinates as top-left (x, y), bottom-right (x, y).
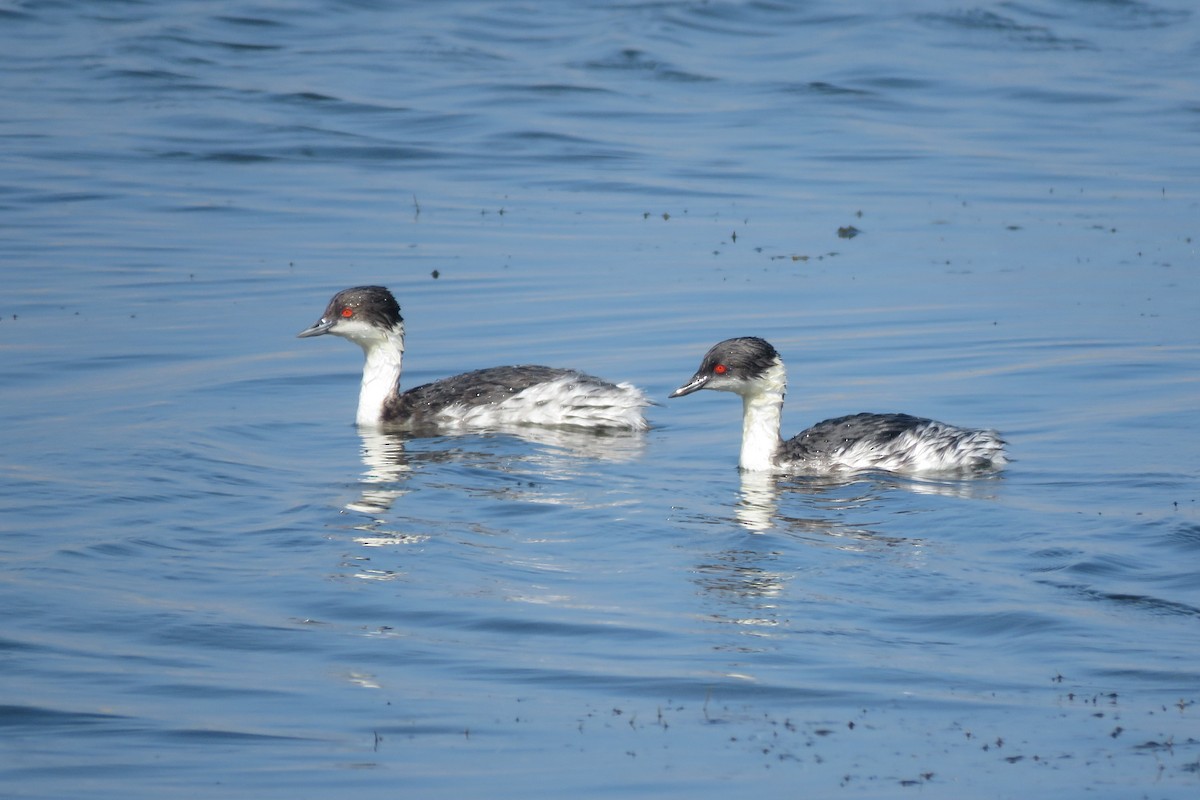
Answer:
top-left (738, 360), bottom-right (786, 471)
top-left (356, 322), bottom-right (405, 426)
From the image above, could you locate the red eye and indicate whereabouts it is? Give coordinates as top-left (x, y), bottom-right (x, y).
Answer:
top-left (340, 307), bottom-right (354, 318)
top-left (714, 364), bottom-right (728, 374)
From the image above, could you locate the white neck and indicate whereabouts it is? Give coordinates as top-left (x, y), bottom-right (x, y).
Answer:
top-left (738, 360), bottom-right (786, 471)
top-left (355, 323), bottom-right (405, 426)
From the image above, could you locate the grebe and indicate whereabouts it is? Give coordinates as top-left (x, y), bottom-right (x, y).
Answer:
top-left (670, 337), bottom-right (1007, 473)
top-left (298, 286), bottom-right (649, 430)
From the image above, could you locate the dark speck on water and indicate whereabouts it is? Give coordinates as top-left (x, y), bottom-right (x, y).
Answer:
top-left (1, 1), bottom-right (1199, 799)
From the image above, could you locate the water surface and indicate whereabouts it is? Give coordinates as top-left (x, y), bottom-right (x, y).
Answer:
top-left (2, 1), bottom-right (1198, 797)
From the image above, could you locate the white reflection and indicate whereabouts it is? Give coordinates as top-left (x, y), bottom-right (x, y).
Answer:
top-left (894, 472), bottom-right (1006, 500)
top-left (733, 468), bottom-right (1004, 533)
top-left (735, 470), bottom-right (780, 532)
top-left (345, 671), bottom-right (382, 689)
top-left (692, 549), bottom-right (791, 641)
top-left (346, 428), bottom-right (413, 515)
top-left (346, 423), bottom-right (648, 517)
top-left (338, 425), bottom-right (650, 572)
top-left (481, 423), bottom-right (648, 465)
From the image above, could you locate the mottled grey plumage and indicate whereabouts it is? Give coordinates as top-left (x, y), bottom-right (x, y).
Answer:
top-left (383, 365), bottom-right (612, 426)
top-left (781, 412), bottom-right (1003, 472)
top-left (787, 412), bottom-right (929, 458)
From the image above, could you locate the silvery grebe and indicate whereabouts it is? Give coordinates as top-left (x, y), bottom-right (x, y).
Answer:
top-left (298, 286), bottom-right (649, 430)
top-left (670, 337), bottom-right (1007, 473)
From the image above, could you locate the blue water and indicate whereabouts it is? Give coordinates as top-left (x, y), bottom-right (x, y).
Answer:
top-left (2, 1), bottom-right (1198, 797)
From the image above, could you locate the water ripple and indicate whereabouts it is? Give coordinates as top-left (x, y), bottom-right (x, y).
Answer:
top-left (2, 1), bottom-right (1199, 797)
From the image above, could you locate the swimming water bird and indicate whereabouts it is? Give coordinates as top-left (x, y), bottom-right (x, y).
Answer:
top-left (670, 337), bottom-right (1007, 473)
top-left (298, 286), bottom-right (650, 430)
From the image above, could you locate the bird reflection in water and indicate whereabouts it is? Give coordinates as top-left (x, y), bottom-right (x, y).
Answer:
top-left (348, 425), bottom-right (647, 514)
top-left (735, 469), bottom-right (1005, 534)
top-left (342, 424), bottom-right (649, 554)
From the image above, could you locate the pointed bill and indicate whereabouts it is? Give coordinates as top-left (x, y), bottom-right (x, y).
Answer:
top-left (669, 373), bottom-right (710, 398)
top-left (297, 318), bottom-right (335, 338)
